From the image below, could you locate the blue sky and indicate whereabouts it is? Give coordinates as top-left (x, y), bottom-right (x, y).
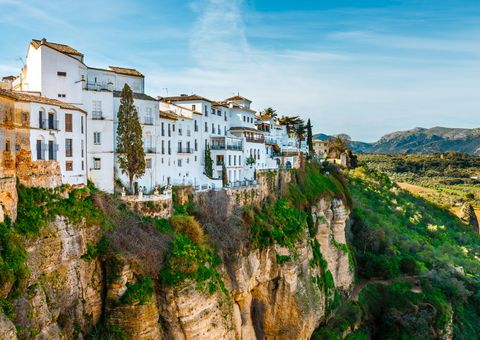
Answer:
top-left (1, 0), bottom-right (479, 141)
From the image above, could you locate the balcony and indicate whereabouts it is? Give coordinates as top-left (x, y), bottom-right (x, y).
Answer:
top-left (265, 137), bottom-right (277, 145)
top-left (246, 136), bottom-right (265, 143)
top-left (84, 82), bottom-right (111, 91)
top-left (143, 117), bottom-right (154, 125)
top-left (211, 144), bottom-right (243, 151)
top-left (177, 147), bottom-right (193, 154)
top-left (92, 111), bottom-right (104, 120)
top-left (40, 119), bottom-right (59, 130)
top-left (144, 146), bottom-right (156, 153)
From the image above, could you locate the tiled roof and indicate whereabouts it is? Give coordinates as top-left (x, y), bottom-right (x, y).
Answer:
top-left (113, 91), bottom-right (156, 101)
top-left (31, 38), bottom-right (83, 57)
top-left (163, 94), bottom-right (212, 103)
top-left (108, 66), bottom-right (144, 77)
top-left (159, 111), bottom-right (178, 120)
top-left (0, 89), bottom-right (86, 113)
top-left (230, 126), bottom-right (263, 133)
top-left (226, 95), bottom-right (252, 103)
top-left (256, 114), bottom-right (274, 121)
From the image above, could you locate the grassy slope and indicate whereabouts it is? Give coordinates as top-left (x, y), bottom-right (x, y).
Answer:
top-left (354, 167), bottom-right (480, 338)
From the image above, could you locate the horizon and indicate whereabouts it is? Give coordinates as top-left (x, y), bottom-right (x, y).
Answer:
top-left (1, 0), bottom-right (479, 141)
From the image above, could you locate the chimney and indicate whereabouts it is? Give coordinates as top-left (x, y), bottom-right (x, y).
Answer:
top-left (41, 38), bottom-right (47, 44)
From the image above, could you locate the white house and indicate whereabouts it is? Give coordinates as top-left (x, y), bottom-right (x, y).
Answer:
top-left (0, 89), bottom-right (87, 185)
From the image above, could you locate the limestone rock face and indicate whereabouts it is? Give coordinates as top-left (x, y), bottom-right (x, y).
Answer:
top-left (108, 303), bottom-right (162, 339)
top-left (313, 198), bottom-right (354, 291)
top-left (0, 313), bottom-right (17, 340)
top-left (12, 217), bottom-right (103, 338)
top-left (159, 198), bottom-right (354, 340)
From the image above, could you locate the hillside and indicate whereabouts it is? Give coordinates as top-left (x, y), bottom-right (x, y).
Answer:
top-left (314, 166), bottom-right (480, 339)
top-left (315, 127), bottom-right (480, 155)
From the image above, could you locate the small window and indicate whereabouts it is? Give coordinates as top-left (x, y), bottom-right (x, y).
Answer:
top-left (57, 71), bottom-right (67, 77)
top-left (65, 113), bottom-right (72, 132)
top-left (178, 159), bottom-right (182, 167)
top-left (66, 161), bottom-right (73, 171)
top-left (93, 158), bottom-right (101, 170)
top-left (94, 132), bottom-right (101, 145)
top-left (65, 139), bottom-right (73, 157)
top-left (58, 94), bottom-right (66, 98)
top-left (192, 104), bottom-right (196, 111)
top-left (146, 158), bottom-right (152, 169)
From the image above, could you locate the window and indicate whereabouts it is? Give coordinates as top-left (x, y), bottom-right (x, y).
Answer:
top-left (243, 116), bottom-right (246, 122)
top-left (5, 140), bottom-right (10, 152)
top-left (195, 156), bottom-right (197, 162)
top-left (93, 158), bottom-right (101, 170)
top-left (204, 105), bottom-right (208, 116)
top-left (168, 141), bottom-right (171, 154)
top-left (224, 111), bottom-right (227, 121)
top-left (178, 159), bottom-right (182, 167)
top-left (65, 139), bottom-right (73, 157)
top-left (178, 141), bottom-right (182, 152)
top-left (161, 122), bottom-right (165, 136)
top-left (192, 104), bottom-right (196, 111)
top-left (239, 156), bottom-right (242, 165)
top-left (81, 116), bottom-right (84, 133)
top-left (92, 101), bottom-right (102, 119)
top-left (57, 71), bottom-right (67, 77)
top-left (212, 123), bottom-right (215, 134)
top-left (229, 155), bottom-right (231, 166)
top-left (204, 122), bottom-right (208, 132)
top-left (205, 139), bottom-right (208, 149)
top-left (58, 94), bottom-right (66, 98)
top-left (39, 110), bottom-right (44, 129)
top-left (36, 140), bottom-right (43, 160)
top-left (172, 124), bottom-right (175, 132)
top-left (224, 126), bottom-right (227, 136)
top-left (94, 132), bottom-right (101, 145)
top-left (81, 140), bottom-right (84, 157)
top-left (194, 139), bottom-right (198, 151)
top-left (218, 124), bottom-right (220, 135)
top-left (234, 155), bottom-right (237, 166)
top-left (168, 124), bottom-right (171, 137)
top-left (146, 158), bottom-right (152, 169)
top-left (187, 141), bottom-right (191, 152)
top-left (82, 161), bottom-right (84, 170)
top-left (66, 161), bottom-right (73, 171)
top-left (194, 120), bottom-right (198, 132)
top-left (162, 140), bottom-right (165, 154)
top-left (65, 113), bottom-right (72, 132)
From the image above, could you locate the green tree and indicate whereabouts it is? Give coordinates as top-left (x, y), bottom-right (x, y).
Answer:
top-left (116, 83), bottom-right (145, 193)
top-left (204, 146), bottom-right (213, 178)
top-left (295, 121), bottom-right (306, 152)
top-left (222, 163), bottom-right (229, 187)
top-left (278, 115), bottom-right (303, 136)
top-left (306, 119), bottom-right (314, 154)
top-left (260, 107), bottom-right (277, 119)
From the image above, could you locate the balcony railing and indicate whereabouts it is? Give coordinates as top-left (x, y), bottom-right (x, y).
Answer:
top-left (177, 147), bottom-right (193, 154)
top-left (144, 146), bottom-right (156, 153)
top-left (143, 117), bottom-right (154, 125)
top-left (84, 82), bottom-right (111, 91)
top-left (211, 144), bottom-right (243, 151)
top-left (92, 111), bottom-right (103, 120)
top-left (40, 119), bottom-right (59, 130)
top-left (246, 137), bottom-right (265, 143)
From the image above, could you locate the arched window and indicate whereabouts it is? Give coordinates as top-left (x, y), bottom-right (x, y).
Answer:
top-left (38, 108), bottom-right (46, 129)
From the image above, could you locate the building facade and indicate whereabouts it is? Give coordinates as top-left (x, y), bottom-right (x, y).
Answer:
top-left (3, 38), bottom-right (307, 193)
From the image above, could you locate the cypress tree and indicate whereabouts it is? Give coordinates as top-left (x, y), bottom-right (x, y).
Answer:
top-left (222, 163), bottom-right (228, 187)
top-left (306, 119), bottom-right (314, 154)
top-left (116, 83), bottom-right (145, 193)
top-left (204, 146), bottom-right (213, 178)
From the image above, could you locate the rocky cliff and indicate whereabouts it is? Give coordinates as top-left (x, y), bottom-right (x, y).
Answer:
top-left (0, 190), bottom-right (353, 339)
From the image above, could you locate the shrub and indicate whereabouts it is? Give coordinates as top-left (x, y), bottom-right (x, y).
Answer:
top-left (169, 215), bottom-right (205, 245)
top-left (159, 233), bottom-right (225, 294)
top-left (120, 276), bottom-right (154, 305)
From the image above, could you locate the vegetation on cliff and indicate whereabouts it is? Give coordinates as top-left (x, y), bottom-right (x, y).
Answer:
top-left (316, 165), bottom-right (480, 339)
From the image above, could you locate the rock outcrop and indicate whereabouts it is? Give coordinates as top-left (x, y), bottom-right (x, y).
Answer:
top-left (0, 197), bottom-right (353, 339)
top-left (460, 203), bottom-right (479, 233)
top-left (159, 197), bottom-right (353, 340)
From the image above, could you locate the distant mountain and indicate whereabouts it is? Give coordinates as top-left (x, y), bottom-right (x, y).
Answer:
top-left (314, 127), bottom-right (480, 155)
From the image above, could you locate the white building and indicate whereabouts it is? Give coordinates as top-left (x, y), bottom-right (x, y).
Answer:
top-left (0, 89), bottom-right (87, 185)
top-left (4, 38), bottom-right (305, 193)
